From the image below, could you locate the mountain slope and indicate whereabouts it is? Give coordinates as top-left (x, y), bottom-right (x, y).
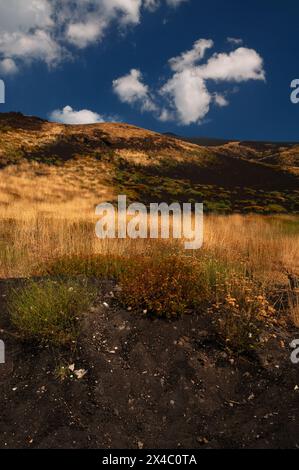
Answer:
top-left (177, 133), bottom-right (299, 175)
top-left (0, 112), bottom-right (298, 214)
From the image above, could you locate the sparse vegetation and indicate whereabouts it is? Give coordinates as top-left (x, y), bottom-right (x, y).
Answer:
top-left (211, 274), bottom-right (276, 353)
top-left (1, 114), bottom-right (299, 448)
top-left (8, 279), bottom-right (96, 346)
top-left (114, 164), bottom-right (299, 213)
top-left (1, 211), bottom-right (299, 332)
top-left (46, 254), bottom-right (129, 280)
top-left (118, 254), bottom-right (206, 318)
top-left (0, 115), bottom-right (299, 353)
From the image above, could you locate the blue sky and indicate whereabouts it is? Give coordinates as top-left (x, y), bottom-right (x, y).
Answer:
top-left (0, 0), bottom-right (298, 141)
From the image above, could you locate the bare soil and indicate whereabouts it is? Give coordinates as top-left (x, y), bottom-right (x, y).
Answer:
top-left (0, 280), bottom-right (299, 449)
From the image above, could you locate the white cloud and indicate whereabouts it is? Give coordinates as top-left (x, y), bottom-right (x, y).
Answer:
top-left (64, 0), bottom-right (143, 47)
top-left (144, 0), bottom-right (188, 9)
top-left (166, 0), bottom-right (189, 6)
top-left (113, 38), bottom-right (266, 125)
top-left (66, 20), bottom-right (106, 49)
top-left (214, 93), bottom-right (229, 107)
top-left (144, 0), bottom-right (159, 11)
top-left (161, 70), bottom-right (211, 125)
top-left (0, 29), bottom-right (63, 66)
top-left (159, 107), bottom-right (174, 122)
top-left (198, 47), bottom-right (265, 82)
top-left (0, 0), bottom-right (189, 73)
top-left (227, 37), bottom-right (243, 46)
top-left (113, 68), bottom-right (157, 112)
top-left (0, 0), bottom-right (61, 70)
top-left (0, 0), bottom-right (53, 33)
top-left (0, 58), bottom-right (18, 75)
top-left (50, 105), bottom-right (106, 125)
top-left (169, 39), bottom-right (213, 72)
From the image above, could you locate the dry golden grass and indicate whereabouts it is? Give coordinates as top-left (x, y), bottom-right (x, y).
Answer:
top-left (1, 116), bottom-right (299, 348)
top-left (1, 199), bottom-right (298, 285)
top-left (1, 197), bottom-right (299, 346)
top-left (204, 214), bottom-right (299, 283)
top-left (0, 157), bottom-right (115, 214)
top-left (290, 302), bottom-right (299, 327)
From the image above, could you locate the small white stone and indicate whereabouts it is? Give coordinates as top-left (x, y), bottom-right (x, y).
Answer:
top-left (74, 369), bottom-right (87, 380)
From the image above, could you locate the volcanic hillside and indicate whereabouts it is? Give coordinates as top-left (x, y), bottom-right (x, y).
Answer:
top-left (0, 112), bottom-right (298, 214)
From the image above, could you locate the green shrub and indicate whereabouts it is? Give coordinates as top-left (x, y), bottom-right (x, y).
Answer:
top-left (264, 204), bottom-right (287, 214)
top-left (243, 205), bottom-right (266, 214)
top-left (205, 201), bottom-right (232, 213)
top-left (8, 279), bottom-right (96, 346)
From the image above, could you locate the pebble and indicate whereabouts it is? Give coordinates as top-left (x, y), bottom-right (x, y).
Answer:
top-left (74, 369), bottom-right (87, 380)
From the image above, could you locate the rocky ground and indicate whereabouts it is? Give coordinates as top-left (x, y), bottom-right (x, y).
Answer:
top-left (0, 280), bottom-right (299, 449)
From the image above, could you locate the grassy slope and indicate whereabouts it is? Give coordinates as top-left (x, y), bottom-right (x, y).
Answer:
top-left (0, 112), bottom-right (298, 214)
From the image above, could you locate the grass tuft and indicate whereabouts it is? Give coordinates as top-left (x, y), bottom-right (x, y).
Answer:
top-left (8, 279), bottom-right (96, 346)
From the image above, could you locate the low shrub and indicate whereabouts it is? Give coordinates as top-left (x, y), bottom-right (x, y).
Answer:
top-left (8, 279), bottom-right (96, 346)
top-left (118, 254), bottom-right (207, 318)
top-left (264, 204), bottom-right (287, 214)
top-left (211, 275), bottom-right (276, 353)
top-left (243, 205), bottom-right (266, 214)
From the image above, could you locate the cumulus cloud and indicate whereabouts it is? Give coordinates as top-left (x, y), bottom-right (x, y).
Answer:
top-left (0, 1), bottom-right (63, 68)
top-left (0, 0), bottom-right (53, 33)
top-left (50, 105), bottom-right (106, 125)
top-left (198, 47), bottom-right (265, 82)
top-left (169, 39), bottom-right (213, 72)
top-left (160, 70), bottom-right (211, 125)
top-left (0, 29), bottom-right (63, 66)
top-left (66, 20), bottom-right (107, 49)
top-left (113, 39), bottom-right (265, 125)
top-left (113, 69), bottom-right (157, 112)
top-left (63, 0), bottom-right (143, 48)
top-left (0, 0), bottom-right (189, 73)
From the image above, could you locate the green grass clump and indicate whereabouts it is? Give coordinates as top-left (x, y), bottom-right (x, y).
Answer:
top-left (8, 279), bottom-right (96, 346)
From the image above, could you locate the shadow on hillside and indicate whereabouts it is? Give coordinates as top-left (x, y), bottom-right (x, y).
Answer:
top-left (152, 155), bottom-right (299, 191)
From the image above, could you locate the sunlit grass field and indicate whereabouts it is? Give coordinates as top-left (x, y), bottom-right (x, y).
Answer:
top-left (1, 199), bottom-right (299, 350)
top-left (1, 204), bottom-right (298, 281)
